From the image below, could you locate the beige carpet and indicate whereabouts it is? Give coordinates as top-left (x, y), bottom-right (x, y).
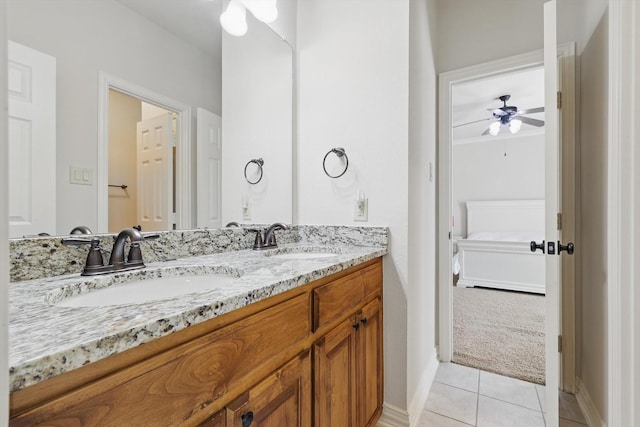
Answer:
top-left (452, 286), bottom-right (546, 385)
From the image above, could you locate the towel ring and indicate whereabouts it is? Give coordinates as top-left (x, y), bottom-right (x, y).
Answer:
top-left (244, 158), bottom-right (264, 184)
top-left (323, 148), bottom-right (349, 178)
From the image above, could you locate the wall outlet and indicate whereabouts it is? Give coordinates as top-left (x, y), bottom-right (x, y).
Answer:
top-left (242, 198), bottom-right (251, 220)
top-left (355, 191), bottom-right (368, 222)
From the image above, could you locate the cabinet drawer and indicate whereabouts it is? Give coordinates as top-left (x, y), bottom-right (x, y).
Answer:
top-left (362, 262), bottom-right (382, 299)
top-left (313, 270), bottom-right (364, 331)
top-left (312, 261), bottom-right (383, 332)
top-left (12, 294), bottom-right (310, 427)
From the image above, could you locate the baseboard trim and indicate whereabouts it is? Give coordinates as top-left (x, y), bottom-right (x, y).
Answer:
top-left (408, 351), bottom-right (439, 425)
top-left (377, 403), bottom-right (410, 427)
top-left (575, 377), bottom-right (607, 427)
top-left (377, 351), bottom-right (439, 427)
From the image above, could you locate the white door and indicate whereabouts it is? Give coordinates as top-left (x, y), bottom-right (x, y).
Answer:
top-left (196, 108), bottom-right (222, 229)
top-left (7, 41), bottom-right (56, 237)
top-left (543, 0), bottom-right (561, 423)
top-left (136, 113), bottom-right (174, 231)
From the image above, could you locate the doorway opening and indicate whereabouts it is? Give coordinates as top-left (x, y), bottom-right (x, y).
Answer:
top-left (449, 65), bottom-right (546, 384)
top-left (97, 72), bottom-right (193, 233)
top-left (107, 89), bottom-right (176, 232)
top-left (437, 43), bottom-right (577, 422)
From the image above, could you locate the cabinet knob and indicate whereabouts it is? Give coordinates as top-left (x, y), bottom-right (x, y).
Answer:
top-left (361, 317), bottom-right (367, 325)
top-left (241, 411), bottom-right (254, 427)
top-left (353, 323), bottom-right (360, 331)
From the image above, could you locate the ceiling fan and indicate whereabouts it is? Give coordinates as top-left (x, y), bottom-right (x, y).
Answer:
top-left (454, 94), bottom-right (545, 136)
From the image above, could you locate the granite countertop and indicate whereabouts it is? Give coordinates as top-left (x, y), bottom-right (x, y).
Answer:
top-left (9, 243), bottom-right (386, 393)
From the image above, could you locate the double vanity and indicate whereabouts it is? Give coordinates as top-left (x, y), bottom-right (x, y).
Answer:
top-left (8, 225), bottom-right (387, 426)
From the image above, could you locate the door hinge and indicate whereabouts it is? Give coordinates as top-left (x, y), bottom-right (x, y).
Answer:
top-left (557, 91), bottom-right (562, 109)
top-left (449, 231), bottom-right (452, 239)
top-left (558, 335), bottom-right (563, 353)
top-left (557, 213), bottom-right (563, 231)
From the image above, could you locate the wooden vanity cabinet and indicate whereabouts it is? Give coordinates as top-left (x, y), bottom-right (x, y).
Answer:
top-left (314, 298), bottom-right (383, 427)
top-left (312, 261), bottom-right (383, 427)
top-left (198, 410), bottom-right (226, 427)
top-left (225, 351), bottom-right (311, 427)
top-left (9, 258), bottom-right (383, 427)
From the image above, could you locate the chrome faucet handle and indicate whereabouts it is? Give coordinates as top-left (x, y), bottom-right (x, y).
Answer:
top-left (61, 237), bottom-right (104, 272)
top-left (247, 228), bottom-right (265, 250)
top-left (127, 233), bottom-right (160, 264)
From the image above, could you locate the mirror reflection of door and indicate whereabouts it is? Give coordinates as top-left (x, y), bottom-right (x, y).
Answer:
top-left (108, 89), bottom-right (176, 233)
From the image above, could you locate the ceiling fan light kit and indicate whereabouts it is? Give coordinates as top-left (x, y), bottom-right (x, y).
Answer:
top-left (456, 94), bottom-right (545, 137)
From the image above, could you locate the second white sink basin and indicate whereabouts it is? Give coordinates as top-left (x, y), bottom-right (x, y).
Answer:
top-left (56, 274), bottom-right (238, 307)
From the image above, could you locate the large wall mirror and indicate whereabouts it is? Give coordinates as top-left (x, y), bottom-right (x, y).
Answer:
top-left (6, 0), bottom-right (294, 238)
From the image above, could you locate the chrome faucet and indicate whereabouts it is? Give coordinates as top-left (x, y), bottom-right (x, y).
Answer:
top-left (249, 223), bottom-right (288, 250)
top-left (62, 227), bottom-right (159, 276)
top-left (69, 225), bottom-right (93, 234)
top-left (264, 223), bottom-right (288, 247)
top-left (108, 227), bottom-right (145, 269)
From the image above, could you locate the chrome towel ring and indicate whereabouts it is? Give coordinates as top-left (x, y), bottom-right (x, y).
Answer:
top-left (323, 147), bottom-right (349, 178)
top-left (244, 158), bottom-right (264, 184)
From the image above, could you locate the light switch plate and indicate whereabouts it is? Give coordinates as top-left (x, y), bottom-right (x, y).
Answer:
top-left (69, 166), bottom-right (93, 185)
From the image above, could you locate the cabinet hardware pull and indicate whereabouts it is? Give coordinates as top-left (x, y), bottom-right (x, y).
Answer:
top-left (241, 411), bottom-right (254, 427)
top-left (361, 318), bottom-right (368, 324)
top-left (353, 323), bottom-right (360, 331)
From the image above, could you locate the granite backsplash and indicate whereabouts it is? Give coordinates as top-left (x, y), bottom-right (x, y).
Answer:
top-left (9, 225), bottom-right (388, 282)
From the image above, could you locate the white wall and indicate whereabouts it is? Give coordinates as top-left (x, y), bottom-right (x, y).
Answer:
top-left (407, 0), bottom-right (439, 418)
top-left (221, 13), bottom-right (293, 225)
top-left (452, 134), bottom-right (545, 237)
top-left (579, 8), bottom-right (608, 421)
top-left (6, 0), bottom-right (221, 234)
top-left (436, 0), bottom-right (599, 73)
top-left (297, 0), bottom-right (410, 411)
top-left (268, 0), bottom-right (297, 48)
top-left (1, 0), bottom-right (9, 422)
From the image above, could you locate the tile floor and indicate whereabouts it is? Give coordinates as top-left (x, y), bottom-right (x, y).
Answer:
top-left (418, 363), bottom-right (588, 427)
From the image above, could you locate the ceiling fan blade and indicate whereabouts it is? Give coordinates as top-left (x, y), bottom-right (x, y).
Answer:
top-left (453, 118), bottom-right (491, 128)
top-left (519, 116), bottom-right (545, 127)
top-left (519, 106), bottom-right (544, 115)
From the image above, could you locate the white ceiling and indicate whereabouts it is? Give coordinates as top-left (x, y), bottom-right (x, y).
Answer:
top-left (115, 0), bottom-right (223, 57)
top-left (451, 67), bottom-right (545, 143)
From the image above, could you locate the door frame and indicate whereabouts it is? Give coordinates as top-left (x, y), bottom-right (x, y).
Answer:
top-left (607, 0), bottom-right (639, 425)
top-left (97, 71), bottom-right (192, 232)
top-left (437, 44), bottom-right (576, 390)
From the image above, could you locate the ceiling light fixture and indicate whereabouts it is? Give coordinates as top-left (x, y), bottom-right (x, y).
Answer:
top-left (509, 118), bottom-right (522, 134)
top-left (220, 0), bottom-right (278, 36)
top-left (489, 121), bottom-right (501, 136)
top-left (220, 0), bottom-right (248, 37)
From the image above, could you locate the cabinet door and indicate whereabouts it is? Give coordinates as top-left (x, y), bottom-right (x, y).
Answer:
top-left (226, 352), bottom-right (311, 427)
top-left (357, 298), bottom-right (383, 426)
top-left (314, 315), bottom-right (358, 427)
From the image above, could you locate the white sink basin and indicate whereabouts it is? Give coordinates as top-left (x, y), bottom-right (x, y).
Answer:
top-left (56, 274), bottom-right (238, 307)
top-left (270, 252), bottom-right (338, 260)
